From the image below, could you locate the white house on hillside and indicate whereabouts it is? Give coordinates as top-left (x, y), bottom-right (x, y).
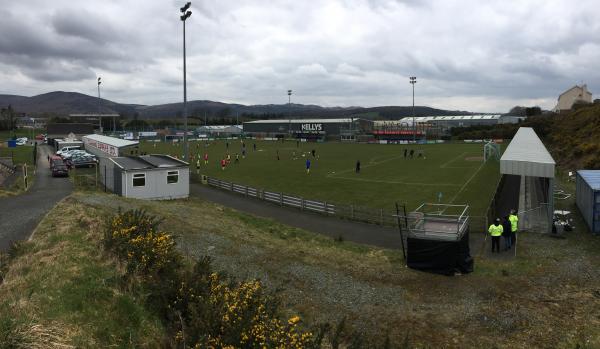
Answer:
top-left (553, 84), bottom-right (593, 112)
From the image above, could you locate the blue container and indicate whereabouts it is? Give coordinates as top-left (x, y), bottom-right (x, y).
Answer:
top-left (576, 170), bottom-right (600, 234)
top-left (7, 140), bottom-right (16, 148)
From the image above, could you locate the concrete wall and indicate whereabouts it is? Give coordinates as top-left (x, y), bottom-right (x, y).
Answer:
top-left (122, 168), bottom-right (189, 200)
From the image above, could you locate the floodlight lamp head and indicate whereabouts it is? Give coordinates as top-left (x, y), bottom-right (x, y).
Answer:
top-left (288, 90), bottom-right (292, 95)
top-left (181, 2), bottom-right (191, 13)
top-left (181, 11), bottom-right (191, 20)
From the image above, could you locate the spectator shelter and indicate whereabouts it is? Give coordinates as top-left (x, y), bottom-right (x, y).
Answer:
top-left (99, 154), bottom-right (189, 200)
top-left (82, 134), bottom-right (139, 158)
top-left (500, 127), bottom-right (555, 233)
top-left (196, 125), bottom-right (242, 138)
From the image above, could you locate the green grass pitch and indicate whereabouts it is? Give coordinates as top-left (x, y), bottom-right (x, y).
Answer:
top-left (140, 139), bottom-right (501, 218)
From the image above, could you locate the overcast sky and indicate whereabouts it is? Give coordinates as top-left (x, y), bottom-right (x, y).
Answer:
top-left (0, 0), bottom-right (598, 112)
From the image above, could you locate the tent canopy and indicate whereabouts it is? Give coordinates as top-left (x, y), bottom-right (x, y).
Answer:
top-left (500, 127), bottom-right (555, 178)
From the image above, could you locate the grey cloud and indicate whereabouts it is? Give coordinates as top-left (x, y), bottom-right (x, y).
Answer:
top-left (0, 0), bottom-right (599, 113)
top-left (51, 10), bottom-right (118, 45)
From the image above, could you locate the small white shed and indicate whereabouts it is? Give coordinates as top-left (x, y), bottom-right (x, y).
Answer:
top-left (100, 154), bottom-right (189, 200)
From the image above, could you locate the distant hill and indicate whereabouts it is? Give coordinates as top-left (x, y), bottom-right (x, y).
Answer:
top-left (0, 91), bottom-right (140, 117)
top-left (0, 91), bottom-right (473, 120)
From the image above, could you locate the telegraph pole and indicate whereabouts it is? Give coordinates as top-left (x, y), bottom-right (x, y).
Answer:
top-left (180, 2), bottom-right (192, 160)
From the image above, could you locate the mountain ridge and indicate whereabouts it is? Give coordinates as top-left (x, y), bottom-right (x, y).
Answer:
top-left (0, 91), bottom-right (476, 120)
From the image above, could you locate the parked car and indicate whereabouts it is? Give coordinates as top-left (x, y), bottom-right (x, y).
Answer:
top-left (66, 155), bottom-right (97, 168)
top-left (15, 137), bottom-right (27, 146)
top-left (60, 150), bottom-right (87, 159)
top-left (50, 156), bottom-right (69, 177)
top-left (35, 134), bottom-right (45, 140)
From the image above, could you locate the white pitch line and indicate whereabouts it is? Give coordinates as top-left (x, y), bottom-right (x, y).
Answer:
top-left (326, 154), bottom-right (405, 177)
top-left (449, 162), bottom-right (486, 203)
top-left (439, 152), bottom-right (468, 168)
top-left (330, 175), bottom-right (460, 187)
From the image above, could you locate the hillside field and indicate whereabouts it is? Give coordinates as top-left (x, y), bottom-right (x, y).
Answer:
top-left (2, 191), bottom-right (598, 347)
top-left (140, 140), bottom-right (501, 218)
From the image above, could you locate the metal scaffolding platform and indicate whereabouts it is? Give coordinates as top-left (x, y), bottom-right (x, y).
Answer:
top-left (407, 203), bottom-right (470, 241)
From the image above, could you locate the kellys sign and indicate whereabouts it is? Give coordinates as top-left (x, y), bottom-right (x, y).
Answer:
top-left (301, 123), bottom-right (323, 133)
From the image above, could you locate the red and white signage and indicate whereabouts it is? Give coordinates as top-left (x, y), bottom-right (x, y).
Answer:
top-left (84, 139), bottom-right (119, 156)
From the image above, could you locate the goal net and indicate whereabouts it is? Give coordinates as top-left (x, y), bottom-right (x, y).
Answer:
top-left (483, 141), bottom-right (501, 162)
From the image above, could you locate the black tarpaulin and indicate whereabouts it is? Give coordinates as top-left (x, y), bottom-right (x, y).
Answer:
top-left (406, 230), bottom-right (473, 275)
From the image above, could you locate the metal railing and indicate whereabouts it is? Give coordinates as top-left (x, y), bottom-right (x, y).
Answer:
top-left (205, 177), bottom-right (397, 226)
top-left (0, 157), bottom-right (15, 175)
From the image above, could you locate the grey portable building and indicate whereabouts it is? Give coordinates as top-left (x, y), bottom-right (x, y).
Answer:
top-left (100, 154), bottom-right (189, 200)
top-left (576, 170), bottom-right (600, 234)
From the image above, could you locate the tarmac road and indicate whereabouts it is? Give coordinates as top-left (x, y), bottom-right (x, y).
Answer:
top-left (0, 144), bottom-right (73, 252)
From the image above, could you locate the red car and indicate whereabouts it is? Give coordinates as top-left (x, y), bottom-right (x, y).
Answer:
top-left (35, 134), bottom-right (45, 140)
top-left (50, 156), bottom-right (69, 177)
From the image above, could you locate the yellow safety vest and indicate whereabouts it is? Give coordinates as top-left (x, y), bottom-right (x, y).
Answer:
top-left (509, 214), bottom-right (518, 232)
top-left (488, 224), bottom-right (503, 237)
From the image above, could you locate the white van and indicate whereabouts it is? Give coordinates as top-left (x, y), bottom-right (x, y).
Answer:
top-left (56, 146), bottom-right (81, 156)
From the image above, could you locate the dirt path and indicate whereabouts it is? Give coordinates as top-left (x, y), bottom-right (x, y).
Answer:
top-left (0, 144), bottom-right (73, 252)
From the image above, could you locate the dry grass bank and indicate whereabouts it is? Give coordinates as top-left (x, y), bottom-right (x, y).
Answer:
top-left (73, 192), bottom-right (600, 348)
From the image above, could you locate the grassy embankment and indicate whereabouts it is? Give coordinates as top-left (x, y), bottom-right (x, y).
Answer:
top-left (0, 196), bottom-right (165, 347)
top-left (0, 145), bottom-right (36, 196)
top-left (2, 189), bottom-right (599, 348)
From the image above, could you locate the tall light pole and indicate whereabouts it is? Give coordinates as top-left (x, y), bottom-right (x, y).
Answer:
top-left (409, 76), bottom-right (417, 143)
top-left (180, 2), bottom-right (192, 160)
top-left (97, 77), bottom-right (102, 133)
top-left (287, 89), bottom-right (292, 137)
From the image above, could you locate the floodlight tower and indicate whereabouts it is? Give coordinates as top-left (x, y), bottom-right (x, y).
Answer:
top-left (287, 89), bottom-right (292, 136)
top-left (97, 77), bottom-right (102, 133)
top-left (409, 76), bottom-right (417, 143)
top-left (180, 2), bottom-right (192, 160)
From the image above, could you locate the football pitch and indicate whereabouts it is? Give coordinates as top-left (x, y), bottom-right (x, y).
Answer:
top-left (140, 140), bottom-right (501, 217)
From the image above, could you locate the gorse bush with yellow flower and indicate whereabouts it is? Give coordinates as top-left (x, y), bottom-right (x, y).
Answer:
top-left (103, 209), bottom-right (317, 348)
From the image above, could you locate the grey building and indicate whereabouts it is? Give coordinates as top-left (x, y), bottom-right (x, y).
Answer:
top-left (576, 170), bottom-right (600, 234)
top-left (99, 154), bottom-right (189, 200)
top-left (46, 123), bottom-right (95, 146)
top-left (82, 134), bottom-right (140, 158)
top-left (243, 118), bottom-right (371, 139)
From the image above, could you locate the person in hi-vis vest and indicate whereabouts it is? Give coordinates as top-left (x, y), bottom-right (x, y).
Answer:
top-left (508, 209), bottom-right (518, 248)
top-left (488, 218), bottom-right (503, 253)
